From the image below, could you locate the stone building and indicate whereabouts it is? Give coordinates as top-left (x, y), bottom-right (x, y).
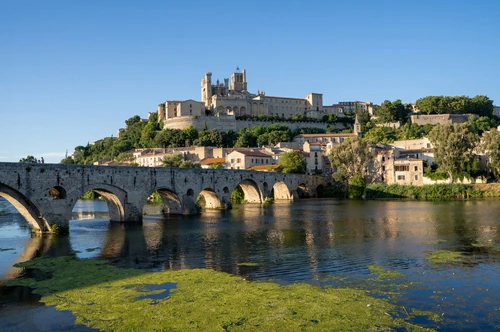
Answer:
top-left (338, 101), bottom-right (374, 115)
top-left (200, 69), bottom-right (325, 118)
top-left (158, 99), bottom-right (205, 121)
top-left (293, 132), bottom-right (359, 147)
top-left (369, 145), bottom-right (425, 186)
top-left (226, 149), bottom-right (274, 170)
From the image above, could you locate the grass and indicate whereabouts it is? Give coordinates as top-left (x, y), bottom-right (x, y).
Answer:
top-left (3, 256), bottom-right (434, 331)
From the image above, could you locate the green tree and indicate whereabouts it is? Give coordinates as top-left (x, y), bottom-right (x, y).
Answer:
top-left (179, 160), bottom-right (200, 168)
top-left (125, 115), bottom-right (141, 127)
top-left (328, 137), bottom-right (374, 182)
top-left (481, 130), bottom-right (500, 177)
top-left (362, 127), bottom-right (396, 144)
top-left (467, 115), bottom-right (496, 136)
top-left (374, 100), bottom-right (407, 123)
top-left (139, 114), bottom-right (161, 148)
top-left (395, 122), bottom-right (434, 140)
top-left (428, 123), bottom-right (479, 182)
top-left (182, 126), bottom-right (199, 146)
top-left (19, 155), bottom-right (37, 163)
top-left (154, 129), bottom-right (186, 148)
top-left (278, 151), bottom-right (307, 174)
top-left (210, 163), bottom-right (224, 169)
top-left (194, 130), bottom-right (224, 147)
top-left (234, 130), bottom-right (257, 148)
top-left (60, 157), bottom-right (75, 164)
top-left (162, 154), bottom-right (183, 167)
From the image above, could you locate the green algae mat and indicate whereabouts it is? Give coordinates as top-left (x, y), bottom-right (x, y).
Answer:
top-left (4, 256), bottom-right (434, 331)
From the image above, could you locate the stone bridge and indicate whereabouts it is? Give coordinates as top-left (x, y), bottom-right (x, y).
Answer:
top-left (0, 162), bottom-right (326, 232)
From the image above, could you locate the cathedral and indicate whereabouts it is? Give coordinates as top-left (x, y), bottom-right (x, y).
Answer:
top-left (201, 68), bottom-right (324, 118)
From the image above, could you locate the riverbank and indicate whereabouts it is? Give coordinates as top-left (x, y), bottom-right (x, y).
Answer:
top-left (4, 255), bottom-right (435, 331)
top-left (317, 182), bottom-right (500, 200)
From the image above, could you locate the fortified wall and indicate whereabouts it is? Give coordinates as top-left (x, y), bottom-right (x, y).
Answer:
top-left (410, 114), bottom-right (474, 126)
top-left (163, 116), bottom-right (348, 132)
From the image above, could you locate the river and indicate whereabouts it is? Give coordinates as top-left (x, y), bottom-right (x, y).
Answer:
top-left (1, 197), bottom-right (500, 330)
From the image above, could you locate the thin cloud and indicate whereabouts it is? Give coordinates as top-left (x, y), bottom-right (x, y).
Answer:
top-left (38, 152), bottom-right (67, 157)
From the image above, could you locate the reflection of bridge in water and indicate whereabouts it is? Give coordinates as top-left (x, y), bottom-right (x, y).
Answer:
top-left (0, 163), bottom-right (326, 232)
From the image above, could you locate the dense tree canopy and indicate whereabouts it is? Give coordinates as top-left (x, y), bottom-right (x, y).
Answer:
top-left (415, 95), bottom-right (493, 117)
top-left (428, 123), bottom-right (480, 182)
top-left (374, 100), bottom-right (410, 123)
top-left (481, 130), bottom-right (500, 177)
top-left (278, 151), bottom-right (307, 174)
top-left (328, 137), bottom-right (374, 182)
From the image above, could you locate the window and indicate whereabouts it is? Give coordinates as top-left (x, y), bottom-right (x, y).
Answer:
top-left (382, 166), bottom-right (385, 171)
top-left (237, 158), bottom-right (241, 163)
top-left (395, 165), bottom-right (409, 172)
top-left (251, 159), bottom-right (254, 163)
top-left (382, 157), bottom-right (385, 162)
top-left (414, 166), bottom-right (418, 171)
top-left (397, 175), bottom-right (405, 180)
top-left (231, 159), bottom-right (234, 163)
top-left (415, 175), bottom-right (418, 181)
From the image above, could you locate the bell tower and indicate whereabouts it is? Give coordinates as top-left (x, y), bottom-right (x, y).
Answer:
top-left (230, 67), bottom-right (247, 92)
top-left (201, 72), bottom-right (212, 106)
top-left (354, 114), bottom-right (362, 137)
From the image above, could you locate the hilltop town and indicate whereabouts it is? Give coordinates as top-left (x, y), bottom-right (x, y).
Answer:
top-left (62, 69), bottom-right (500, 188)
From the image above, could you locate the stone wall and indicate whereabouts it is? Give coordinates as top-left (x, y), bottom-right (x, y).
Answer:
top-left (411, 114), bottom-right (474, 126)
top-left (163, 115), bottom-right (348, 132)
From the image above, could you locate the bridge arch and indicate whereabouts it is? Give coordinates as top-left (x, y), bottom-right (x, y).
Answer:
top-left (155, 188), bottom-right (183, 215)
top-left (70, 184), bottom-right (128, 222)
top-left (273, 181), bottom-right (292, 200)
top-left (49, 186), bottom-right (67, 199)
top-left (296, 183), bottom-right (309, 198)
top-left (0, 183), bottom-right (50, 231)
top-left (197, 188), bottom-right (222, 209)
top-left (235, 179), bottom-right (262, 203)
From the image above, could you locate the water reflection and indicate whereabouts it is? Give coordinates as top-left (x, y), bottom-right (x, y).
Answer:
top-left (3, 198), bottom-right (500, 329)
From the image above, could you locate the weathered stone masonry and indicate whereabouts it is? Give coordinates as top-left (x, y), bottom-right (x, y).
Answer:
top-left (0, 163), bottom-right (324, 232)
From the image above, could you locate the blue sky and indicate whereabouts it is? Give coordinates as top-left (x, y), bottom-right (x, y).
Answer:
top-left (1, 0), bottom-right (499, 163)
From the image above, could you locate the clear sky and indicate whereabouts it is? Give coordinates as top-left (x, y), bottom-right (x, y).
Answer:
top-left (1, 0), bottom-right (499, 163)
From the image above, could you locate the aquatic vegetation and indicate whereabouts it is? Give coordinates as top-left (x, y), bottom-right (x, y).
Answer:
top-left (50, 224), bottom-right (69, 235)
top-left (426, 250), bottom-right (464, 264)
top-left (421, 239), bottom-right (447, 245)
top-left (4, 256), bottom-right (434, 331)
top-left (368, 265), bottom-right (404, 280)
top-left (0, 248), bottom-right (15, 252)
top-left (471, 240), bottom-right (500, 253)
top-left (85, 247), bottom-right (101, 252)
top-left (236, 262), bottom-right (260, 267)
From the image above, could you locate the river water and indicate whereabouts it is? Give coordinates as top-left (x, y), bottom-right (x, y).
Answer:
top-left (1, 197), bottom-right (500, 330)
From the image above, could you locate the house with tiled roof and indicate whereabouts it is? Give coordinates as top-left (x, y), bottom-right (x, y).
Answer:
top-left (293, 132), bottom-right (359, 147)
top-left (247, 164), bottom-right (280, 172)
top-left (199, 157), bottom-right (226, 169)
top-left (226, 149), bottom-right (275, 170)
